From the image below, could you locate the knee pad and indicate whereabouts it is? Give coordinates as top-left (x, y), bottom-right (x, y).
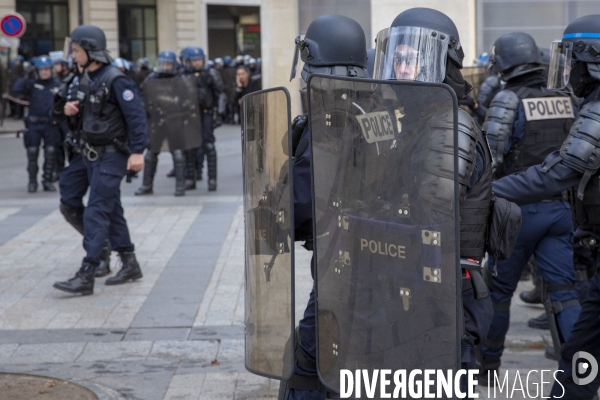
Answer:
top-left (59, 202), bottom-right (84, 235)
top-left (172, 149), bottom-right (184, 163)
top-left (27, 147), bottom-right (39, 159)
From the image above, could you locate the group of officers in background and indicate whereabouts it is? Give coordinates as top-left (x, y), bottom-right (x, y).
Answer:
top-left (5, 47), bottom-right (261, 195)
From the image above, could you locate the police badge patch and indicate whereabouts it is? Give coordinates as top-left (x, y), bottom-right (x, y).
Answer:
top-left (122, 89), bottom-right (134, 101)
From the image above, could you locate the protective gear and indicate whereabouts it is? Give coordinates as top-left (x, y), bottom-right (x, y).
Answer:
top-left (242, 87), bottom-right (294, 379)
top-left (223, 56), bottom-right (232, 66)
top-left (541, 277), bottom-right (581, 360)
top-left (187, 47), bottom-right (205, 61)
top-left (80, 66), bottom-right (128, 146)
top-left (477, 52), bottom-right (490, 67)
top-left (136, 57), bottom-right (150, 70)
top-left (143, 75), bottom-right (203, 153)
top-left (155, 50), bottom-right (177, 74)
top-left (490, 32), bottom-right (544, 81)
top-left (214, 58), bottom-right (224, 67)
top-left (112, 58), bottom-right (130, 71)
top-left (542, 100), bottom-right (600, 200)
top-left (42, 146), bottom-right (57, 191)
top-left (548, 15), bottom-right (600, 93)
top-left (184, 150), bottom-right (196, 190)
top-left (52, 262), bottom-right (96, 295)
top-left (205, 142), bottom-right (217, 191)
top-left (477, 75), bottom-right (503, 109)
top-left (483, 90), bottom-right (520, 169)
top-left (34, 56), bottom-right (53, 70)
top-left (373, 7), bottom-right (465, 81)
top-left (105, 252), bottom-right (142, 285)
top-left (27, 146), bottom-right (39, 192)
top-left (135, 152), bottom-right (157, 195)
top-left (70, 25), bottom-right (113, 65)
top-left (172, 149), bottom-right (186, 196)
top-left (309, 75), bottom-right (462, 389)
top-left (486, 87), bottom-right (574, 176)
top-left (95, 242), bottom-right (112, 278)
top-left (290, 14), bottom-right (368, 82)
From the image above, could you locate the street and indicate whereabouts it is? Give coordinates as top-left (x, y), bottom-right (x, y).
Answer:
top-left (0, 122), bottom-right (562, 399)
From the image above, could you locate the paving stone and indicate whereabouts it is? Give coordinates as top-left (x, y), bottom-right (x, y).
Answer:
top-left (10, 342), bottom-right (86, 364)
top-left (147, 340), bottom-right (219, 362)
top-left (77, 341), bottom-right (154, 362)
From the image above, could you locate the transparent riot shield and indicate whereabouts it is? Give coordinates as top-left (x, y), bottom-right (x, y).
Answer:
top-left (144, 75), bottom-right (203, 152)
top-left (308, 75), bottom-right (461, 394)
top-left (242, 87), bottom-right (295, 380)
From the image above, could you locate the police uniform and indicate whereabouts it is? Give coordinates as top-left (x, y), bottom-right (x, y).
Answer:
top-left (481, 70), bottom-right (581, 370)
top-left (13, 75), bottom-right (61, 191)
top-left (492, 83), bottom-right (600, 397)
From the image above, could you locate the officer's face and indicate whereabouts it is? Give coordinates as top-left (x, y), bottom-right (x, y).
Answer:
top-left (38, 67), bottom-right (52, 80)
top-left (191, 59), bottom-right (204, 70)
top-left (71, 43), bottom-right (89, 68)
top-left (393, 45), bottom-right (419, 81)
top-left (53, 63), bottom-right (63, 75)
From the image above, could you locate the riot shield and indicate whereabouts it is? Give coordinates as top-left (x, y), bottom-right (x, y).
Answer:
top-left (462, 66), bottom-right (488, 103)
top-left (144, 75), bottom-right (203, 152)
top-left (309, 75), bottom-right (461, 394)
top-left (242, 87), bottom-right (295, 380)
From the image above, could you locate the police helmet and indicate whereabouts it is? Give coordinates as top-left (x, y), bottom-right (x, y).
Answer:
top-left (113, 57), bottom-right (129, 71)
top-left (223, 55), bottom-right (232, 66)
top-left (373, 8), bottom-right (464, 82)
top-left (136, 57), bottom-right (150, 70)
top-left (476, 52), bottom-right (490, 67)
top-left (35, 56), bottom-right (53, 69)
top-left (490, 32), bottom-right (543, 81)
top-left (234, 55), bottom-right (244, 65)
top-left (156, 50), bottom-right (177, 74)
top-left (214, 57), bottom-right (224, 67)
top-left (70, 25), bottom-right (112, 65)
top-left (188, 47), bottom-right (205, 61)
top-left (290, 14), bottom-right (368, 82)
top-left (207, 59), bottom-right (215, 69)
top-left (547, 15), bottom-right (600, 96)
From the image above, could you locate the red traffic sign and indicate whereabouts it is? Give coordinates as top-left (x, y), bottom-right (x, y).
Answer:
top-left (0, 13), bottom-right (26, 38)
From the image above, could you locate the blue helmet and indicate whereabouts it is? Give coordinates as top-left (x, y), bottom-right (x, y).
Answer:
top-left (179, 47), bottom-right (190, 63)
top-left (223, 55), bottom-right (232, 66)
top-left (34, 56), bottom-right (53, 69)
top-left (188, 46), bottom-right (205, 61)
top-left (157, 49), bottom-right (177, 74)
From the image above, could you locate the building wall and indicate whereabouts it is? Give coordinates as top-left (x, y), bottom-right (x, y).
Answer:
top-left (86, 0), bottom-right (119, 56)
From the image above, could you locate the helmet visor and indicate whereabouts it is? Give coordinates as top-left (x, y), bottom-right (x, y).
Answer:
top-left (547, 40), bottom-right (573, 90)
top-left (156, 60), bottom-right (175, 74)
top-left (373, 26), bottom-right (449, 83)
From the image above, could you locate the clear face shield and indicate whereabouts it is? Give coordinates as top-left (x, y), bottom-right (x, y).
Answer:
top-left (547, 40), bottom-right (574, 90)
top-left (156, 60), bottom-right (175, 74)
top-left (373, 26), bottom-right (450, 83)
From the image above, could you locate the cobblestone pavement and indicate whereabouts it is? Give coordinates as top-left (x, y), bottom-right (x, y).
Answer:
top-left (0, 125), bottom-right (580, 399)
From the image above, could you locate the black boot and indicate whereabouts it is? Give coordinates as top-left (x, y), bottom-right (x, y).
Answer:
top-left (105, 251), bottom-right (143, 285)
top-left (206, 142), bottom-right (217, 191)
top-left (172, 150), bottom-right (186, 196)
top-left (42, 146), bottom-right (57, 191)
top-left (53, 262), bottom-right (96, 295)
top-left (54, 146), bottom-right (65, 182)
top-left (135, 152), bottom-right (157, 195)
top-left (184, 149), bottom-right (196, 190)
top-left (26, 147), bottom-right (39, 192)
top-left (196, 146), bottom-right (204, 181)
top-left (528, 312), bottom-right (549, 329)
top-left (519, 286), bottom-right (542, 304)
top-left (95, 240), bottom-right (112, 277)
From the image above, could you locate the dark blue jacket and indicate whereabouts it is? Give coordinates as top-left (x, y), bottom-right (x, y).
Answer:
top-left (13, 77), bottom-right (60, 119)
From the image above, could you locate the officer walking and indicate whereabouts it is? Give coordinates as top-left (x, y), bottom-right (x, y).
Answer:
top-left (479, 32), bottom-right (580, 375)
top-left (179, 46), bottom-right (222, 191)
top-left (53, 25), bottom-right (147, 295)
top-left (491, 14), bottom-right (600, 399)
top-left (12, 56), bottom-right (62, 192)
top-left (135, 50), bottom-right (186, 197)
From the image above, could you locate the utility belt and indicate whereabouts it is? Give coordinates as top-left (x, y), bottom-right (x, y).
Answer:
top-left (28, 116), bottom-right (57, 125)
top-left (540, 191), bottom-right (569, 203)
top-left (82, 139), bottom-right (131, 161)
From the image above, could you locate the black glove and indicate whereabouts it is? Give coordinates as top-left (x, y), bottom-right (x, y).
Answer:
top-left (291, 114), bottom-right (308, 156)
top-left (458, 95), bottom-right (476, 109)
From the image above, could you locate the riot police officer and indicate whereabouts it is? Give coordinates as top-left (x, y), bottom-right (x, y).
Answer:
top-left (491, 14), bottom-right (600, 399)
top-left (12, 56), bottom-right (62, 192)
top-left (278, 15), bottom-right (370, 400)
top-left (373, 9), bottom-right (500, 395)
top-left (53, 25), bottom-right (147, 296)
top-left (480, 32), bottom-right (580, 375)
top-left (179, 46), bottom-right (222, 191)
top-left (135, 50), bottom-right (186, 197)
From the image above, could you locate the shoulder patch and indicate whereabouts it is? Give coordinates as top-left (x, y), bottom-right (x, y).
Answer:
top-left (122, 89), bottom-right (134, 101)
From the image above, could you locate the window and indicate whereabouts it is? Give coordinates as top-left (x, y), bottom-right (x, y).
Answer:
top-left (17, 0), bottom-right (69, 58)
top-left (118, 0), bottom-right (157, 64)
